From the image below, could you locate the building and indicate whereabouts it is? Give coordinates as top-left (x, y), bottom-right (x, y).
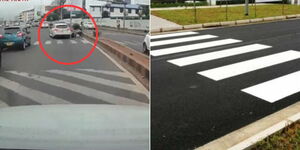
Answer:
top-left (19, 9), bottom-right (34, 23)
top-left (104, 3), bottom-right (142, 18)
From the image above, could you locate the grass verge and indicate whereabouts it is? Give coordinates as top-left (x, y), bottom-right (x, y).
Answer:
top-left (152, 4), bottom-right (300, 25)
top-left (253, 121), bottom-right (300, 150)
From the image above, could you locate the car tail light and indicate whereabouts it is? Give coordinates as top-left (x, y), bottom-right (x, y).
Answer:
top-left (17, 32), bottom-right (24, 37)
top-left (0, 34), bottom-right (3, 39)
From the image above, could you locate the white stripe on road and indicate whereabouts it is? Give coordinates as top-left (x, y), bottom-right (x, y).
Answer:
top-left (151, 35), bottom-right (218, 47)
top-left (242, 71), bottom-right (300, 103)
top-left (33, 41), bottom-right (39, 45)
top-left (57, 40), bottom-right (63, 44)
top-left (6, 71), bottom-right (146, 106)
top-left (46, 70), bottom-right (143, 94)
top-left (150, 39), bottom-right (242, 57)
top-left (81, 39), bottom-right (89, 44)
top-left (76, 69), bottom-right (129, 78)
top-left (45, 41), bottom-right (51, 45)
top-left (168, 44), bottom-right (272, 67)
top-left (70, 40), bottom-right (77, 44)
top-left (0, 76), bottom-right (71, 105)
top-left (198, 50), bottom-right (300, 81)
top-left (151, 31), bottom-right (199, 40)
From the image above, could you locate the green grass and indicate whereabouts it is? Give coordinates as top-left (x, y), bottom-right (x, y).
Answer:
top-left (253, 121), bottom-right (300, 150)
top-left (152, 4), bottom-right (300, 25)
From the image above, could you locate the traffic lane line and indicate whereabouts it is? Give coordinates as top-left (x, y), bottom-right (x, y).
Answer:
top-left (242, 70), bottom-right (300, 103)
top-left (198, 50), bottom-right (300, 81)
top-left (150, 39), bottom-right (242, 57)
top-left (168, 44), bottom-right (272, 67)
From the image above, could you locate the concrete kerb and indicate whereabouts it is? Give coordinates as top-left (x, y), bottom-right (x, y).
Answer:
top-left (82, 32), bottom-right (149, 90)
top-left (151, 14), bottom-right (300, 33)
top-left (195, 101), bottom-right (300, 150)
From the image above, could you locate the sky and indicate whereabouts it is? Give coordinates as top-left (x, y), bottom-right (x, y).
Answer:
top-left (0, 0), bottom-right (52, 20)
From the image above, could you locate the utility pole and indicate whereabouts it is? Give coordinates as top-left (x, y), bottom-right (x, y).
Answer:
top-left (123, 2), bottom-right (126, 29)
top-left (245, 0), bottom-right (249, 16)
top-left (194, 0), bottom-right (197, 23)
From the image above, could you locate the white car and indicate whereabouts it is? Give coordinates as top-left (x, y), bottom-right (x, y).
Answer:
top-left (143, 33), bottom-right (150, 54)
top-left (41, 21), bottom-right (49, 28)
top-left (83, 22), bottom-right (95, 29)
top-left (49, 23), bottom-right (72, 38)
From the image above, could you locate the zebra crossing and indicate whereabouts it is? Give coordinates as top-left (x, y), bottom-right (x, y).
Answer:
top-left (0, 69), bottom-right (148, 107)
top-left (33, 39), bottom-right (90, 46)
top-left (151, 31), bottom-right (300, 103)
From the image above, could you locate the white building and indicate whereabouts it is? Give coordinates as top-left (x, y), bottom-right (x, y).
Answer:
top-left (20, 9), bottom-right (35, 23)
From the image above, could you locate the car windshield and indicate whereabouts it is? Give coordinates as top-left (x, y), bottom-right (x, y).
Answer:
top-left (56, 25), bottom-right (68, 28)
top-left (4, 28), bottom-right (20, 34)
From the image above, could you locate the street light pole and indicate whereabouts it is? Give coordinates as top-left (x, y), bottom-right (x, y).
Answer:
top-left (123, 2), bottom-right (126, 29)
top-left (245, 0), bottom-right (249, 16)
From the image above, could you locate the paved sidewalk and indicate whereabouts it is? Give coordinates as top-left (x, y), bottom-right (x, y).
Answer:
top-left (151, 15), bottom-right (181, 31)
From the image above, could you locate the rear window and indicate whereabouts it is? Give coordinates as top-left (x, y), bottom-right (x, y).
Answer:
top-left (4, 28), bottom-right (21, 34)
top-left (56, 25), bottom-right (68, 29)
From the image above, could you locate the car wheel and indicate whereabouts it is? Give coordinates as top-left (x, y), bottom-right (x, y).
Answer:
top-left (20, 42), bottom-right (26, 50)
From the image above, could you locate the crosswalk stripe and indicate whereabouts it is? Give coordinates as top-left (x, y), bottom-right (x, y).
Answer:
top-left (151, 35), bottom-right (218, 47)
top-left (151, 31), bottom-right (199, 40)
top-left (45, 41), bottom-right (51, 45)
top-left (57, 40), bottom-right (63, 44)
top-left (0, 100), bottom-right (8, 108)
top-left (242, 71), bottom-right (300, 102)
top-left (6, 71), bottom-right (146, 106)
top-left (0, 76), bottom-right (71, 105)
top-left (168, 44), bottom-right (272, 67)
top-left (76, 69), bottom-right (129, 78)
top-left (150, 39), bottom-right (242, 57)
top-left (33, 41), bottom-right (39, 45)
top-left (70, 40), bottom-right (77, 44)
top-left (198, 50), bottom-right (300, 81)
top-left (46, 70), bottom-right (143, 94)
top-left (81, 39), bottom-right (89, 44)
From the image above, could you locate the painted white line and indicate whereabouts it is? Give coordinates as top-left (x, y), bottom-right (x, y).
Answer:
top-left (151, 35), bottom-right (218, 47)
top-left (81, 39), bottom-right (89, 44)
top-left (242, 70), bottom-right (300, 103)
top-left (151, 31), bottom-right (198, 40)
top-left (46, 70), bottom-right (143, 94)
top-left (33, 41), bottom-right (39, 46)
top-left (70, 40), bottom-right (77, 44)
top-left (6, 71), bottom-right (146, 106)
top-left (0, 76), bottom-right (71, 105)
top-left (168, 44), bottom-right (272, 67)
top-left (57, 40), bottom-right (63, 44)
top-left (45, 40), bottom-right (52, 45)
top-left (76, 68), bottom-right (129, 78)
top-left (150, 39), bottom-right (242, 57)
top-left (0, 100), bottom-right (8, 108)
top-left (198, 50), bottom-right (300, 81)
top-left (228, 120), bottom-right (288, 150)
top-left (83, 38), bottom-right (149, 98)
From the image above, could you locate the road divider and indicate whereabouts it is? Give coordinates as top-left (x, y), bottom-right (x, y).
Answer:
top-left (83, 32), bottom-right (149, 90)
top-left (151, 14), bottom-right (300, 33)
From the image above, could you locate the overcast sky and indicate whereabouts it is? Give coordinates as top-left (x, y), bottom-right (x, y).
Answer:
top-left (0, 0), bottom-right (53, 20)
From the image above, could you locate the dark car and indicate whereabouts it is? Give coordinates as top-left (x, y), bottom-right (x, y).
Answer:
top-left (0, 26), bottom-right (31, 50)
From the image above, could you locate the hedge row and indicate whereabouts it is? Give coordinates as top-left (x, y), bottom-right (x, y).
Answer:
top-left (151, 2), bottom-right (208, 8)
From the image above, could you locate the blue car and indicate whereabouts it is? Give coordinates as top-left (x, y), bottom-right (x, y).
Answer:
top-left (0, 26), bottom-right (31, 50)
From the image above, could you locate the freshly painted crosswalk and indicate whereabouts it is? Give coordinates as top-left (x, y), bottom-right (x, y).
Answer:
top-left (33, 39), bottom-right (90, 46)
top-left (0, 69), bottom-right (148, 107)
top-left (152, 31), bottom-right (300, 103)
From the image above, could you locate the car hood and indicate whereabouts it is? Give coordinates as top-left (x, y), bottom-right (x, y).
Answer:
top-left (0, 104), bottom-right (149, 150)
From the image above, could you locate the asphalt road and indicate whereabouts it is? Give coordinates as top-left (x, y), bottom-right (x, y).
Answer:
top-left (151, 19), bottom-right (300, 150)
top-left (0, 27), bottom-right (149, 107)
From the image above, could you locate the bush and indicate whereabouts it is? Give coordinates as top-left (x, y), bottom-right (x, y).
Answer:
top-left (151, 2), bottom-right (208, 8)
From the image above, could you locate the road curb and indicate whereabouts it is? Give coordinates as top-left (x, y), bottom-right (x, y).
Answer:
top-left (151, 14), bottom-right (300, 33)
top-left (99, 26), bottom-right (147, 36)
top-left (83, 33), bottom-right (149, 90)
top-left (195, 101), bottom-right (300, 150)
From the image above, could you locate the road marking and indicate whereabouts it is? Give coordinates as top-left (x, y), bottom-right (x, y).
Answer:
top-left (0, 100), bottom-right (8, 108)
top-left (150, 39), bottom-right (242, 57)
top-left (6, 71), bottom-right (146, 106)
top-left (76, 68), bottom-right (129, 78)
top-left (45, 40), bottom-right (52, 45)
top-left (70, 40), bottom-right (77, 44)
top-left (198, 50), bottom-right (300, 81)
top-left (151, 35), bottom-right (218, 47)
top-left (57, 40), bottom-right (63, 44)
top-left (151, 31), bottom-right (199, 40)
top-left (168, 44), bottom-right (272, 67)
top-left (0, 76), bottom-right (71, 105)
top-left (242, 70), bottom-right (300, 103)
top-left (46, 70), bottom-right (143, 94)
top-left (33, 41), bottom-right (39, 45)
top-left (81, 39), bottom-right (89, 44)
